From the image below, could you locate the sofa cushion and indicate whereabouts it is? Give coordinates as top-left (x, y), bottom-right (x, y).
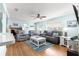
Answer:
top-left (46, 36), bottom-right (60, 44)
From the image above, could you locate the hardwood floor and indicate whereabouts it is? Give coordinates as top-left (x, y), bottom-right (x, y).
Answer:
top-left (6, 41), bottom-right (67, 56)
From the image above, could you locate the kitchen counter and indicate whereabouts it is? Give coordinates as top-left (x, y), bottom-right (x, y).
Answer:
top-left (0, 33), bottom-right (15, 56)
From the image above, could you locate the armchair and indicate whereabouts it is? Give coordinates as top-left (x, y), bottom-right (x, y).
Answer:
top-left (16, 30), bottom-right (30, 41)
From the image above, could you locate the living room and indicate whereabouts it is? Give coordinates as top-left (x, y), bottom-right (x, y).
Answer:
top-left (0, 3), bottom-right (79, 56)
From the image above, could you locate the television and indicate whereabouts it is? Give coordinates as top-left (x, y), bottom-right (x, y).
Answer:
top-left (73, 5), bottom-right (79, 24)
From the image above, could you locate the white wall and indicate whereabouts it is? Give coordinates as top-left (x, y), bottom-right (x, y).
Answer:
top-left (45, 11), bottom-right (79, 37)
top-left (8, 19), bottom-right (28, 27)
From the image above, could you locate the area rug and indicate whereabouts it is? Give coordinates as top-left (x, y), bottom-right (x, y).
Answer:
top-left (25, 40), bottom-right (53, 52)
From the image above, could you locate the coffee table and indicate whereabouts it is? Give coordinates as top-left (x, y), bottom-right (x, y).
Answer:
top-left (30, 36), bottom-right (46, 48)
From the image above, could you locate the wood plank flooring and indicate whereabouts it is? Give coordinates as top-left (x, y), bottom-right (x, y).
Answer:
top-left (6, 41), bottom-right (67, 56)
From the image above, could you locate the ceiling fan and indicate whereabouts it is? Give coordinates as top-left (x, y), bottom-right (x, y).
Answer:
top-left (31, 13), bottom-right (46, 19)
top-left (31, 8), bottom-right (46, 19)
top-left (34, 13), bottom-right (46, 19)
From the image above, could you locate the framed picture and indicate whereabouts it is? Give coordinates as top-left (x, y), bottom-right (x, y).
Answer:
top-left (67, 20), bottom-right (77, 27)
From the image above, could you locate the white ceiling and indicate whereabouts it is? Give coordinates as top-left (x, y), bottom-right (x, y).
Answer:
top-left (6, 3), bottom-right (74, 21)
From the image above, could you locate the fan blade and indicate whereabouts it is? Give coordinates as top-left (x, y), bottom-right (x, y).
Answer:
top-left (30, 16), bottom-right (35, 17)
top-left (40, 16), bottom-right (46, 18)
